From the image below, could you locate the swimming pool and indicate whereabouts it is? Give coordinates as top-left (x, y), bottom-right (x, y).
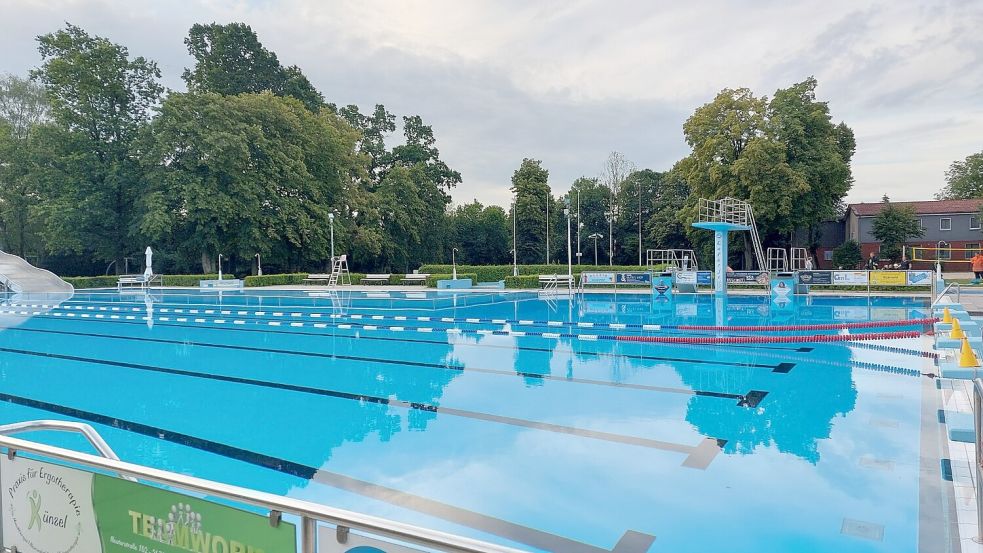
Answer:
top-left (0, 289), bottom-right (952, 552)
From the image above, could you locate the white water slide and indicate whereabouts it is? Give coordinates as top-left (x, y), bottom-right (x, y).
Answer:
top-left (0, 249), bottom-right (74, 296)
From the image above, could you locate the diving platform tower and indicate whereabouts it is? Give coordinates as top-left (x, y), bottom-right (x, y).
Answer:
top-left (691, 198), bottom-right (765, 296)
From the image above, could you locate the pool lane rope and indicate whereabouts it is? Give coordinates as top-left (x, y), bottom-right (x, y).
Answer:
top-left (673, 318), bottom-right (938, 332)
top-left (4, 301), bottom-right (938, 333)
top-left (616, 330), bottom-right (923, 345)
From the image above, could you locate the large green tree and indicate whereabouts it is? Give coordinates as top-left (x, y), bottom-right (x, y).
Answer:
top-left (677, 79), bottom-right (854, 262)
top-left (617, 169), bottom-right (662, 265)
top-left (31, 23), bottom-right (163, 269)
top-left (183, 23), bottom-right (324, 112)
top-left (936, 152), bottom-right (983, 200)
top-left (138, 92), bottom-right (360, 273)
top-left (448, 201), bottom-right (510, 265)
top-left (566, 176), bottom-right (611, 265)
top-left (0, 75), bottom-right (48, 257)
top-left (510, 158), bottom-right (550, 264)
top-left (871, 198), bottom-right (923, 261)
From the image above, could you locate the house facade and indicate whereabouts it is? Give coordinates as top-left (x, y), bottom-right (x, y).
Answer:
top-left (838, 199), bottom-right (983, 270)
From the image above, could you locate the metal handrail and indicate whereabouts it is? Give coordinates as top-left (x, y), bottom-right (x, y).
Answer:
top-left (0, 434), bottom-right (525, 553)
top-left (973, 378), bottom-right (983, 542)
top-left (933, 282), bottom-right (961, 307)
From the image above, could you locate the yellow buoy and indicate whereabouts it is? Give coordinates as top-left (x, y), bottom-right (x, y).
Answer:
top-left (951, 318), bottom-right (966, 339)
top-left (943, 307), bottom-right (953, 324)
top-left (960, 337), bottom-right (980, 368)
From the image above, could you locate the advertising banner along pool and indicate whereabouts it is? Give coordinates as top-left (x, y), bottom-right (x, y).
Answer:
top-left (0, 456), bottom-right (297, 553)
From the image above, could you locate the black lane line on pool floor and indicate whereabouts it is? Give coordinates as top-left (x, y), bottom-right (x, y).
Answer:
top-left (0, 326), bottom-right (771, 404)
top-left (0, 345), bottom-right (733, 460)
top-left (9, 313), bottom-right (796, 373)
top-left (0, 391), bottom-right (656, 553)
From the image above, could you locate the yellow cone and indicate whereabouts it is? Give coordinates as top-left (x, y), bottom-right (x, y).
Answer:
top-left (943, 307), bottom-right (953, 324)
top-left (960, 337), bottom-right (980, 368)
top-left (951, 318), bottom-right (966, 339)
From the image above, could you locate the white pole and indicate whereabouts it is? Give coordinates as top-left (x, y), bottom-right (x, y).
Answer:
top-left (566, 208), bottom-right (572, 291)
top-left (452, 248), bottom-right (458, 280)
top-left (329, 213), bottom-right (335, 265)
top-left (608, 216), bottom-right (613, 266)
top-left (218, 254), bottom-right (223, 280)
top-left (577, 189), bottom-right (581, 264)
top-left (512, 199), bottom-right (518, 277)
top-left (546, 198), bottom-right (550, 264)
top-left (256, 253), bottom-right (262, 276)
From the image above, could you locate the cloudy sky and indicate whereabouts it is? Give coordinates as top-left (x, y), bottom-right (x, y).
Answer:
top-left (2, 0), bottom-right (981, 209)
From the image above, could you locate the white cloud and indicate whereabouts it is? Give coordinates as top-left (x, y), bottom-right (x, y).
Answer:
top-left (1, 0), bottom-right (981, 208)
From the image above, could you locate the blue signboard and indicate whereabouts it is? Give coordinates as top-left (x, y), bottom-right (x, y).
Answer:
top-left (616, 272), bottom-right (652, 284)
top-left (696, 271), bottom-right (712, 285)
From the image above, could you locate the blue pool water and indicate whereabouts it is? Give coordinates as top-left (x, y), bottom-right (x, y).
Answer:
top-left (0, 289), bottom-right (950, 552)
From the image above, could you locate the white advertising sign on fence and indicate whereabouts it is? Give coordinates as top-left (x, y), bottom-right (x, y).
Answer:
top-left (581, 272), bottom-right (615, 285)
top-left (832, 271), bottom-right (868, 285)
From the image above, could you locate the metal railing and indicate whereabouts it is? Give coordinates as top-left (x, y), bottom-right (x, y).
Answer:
top-left (933, 282), bottom-right (961, 307)
top-left (0, 427), bottom-right (525, 553)
top-left (973, 378), bottom-right (983, 542)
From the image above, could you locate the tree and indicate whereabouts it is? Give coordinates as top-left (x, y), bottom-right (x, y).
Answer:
top-left (31, 23), bottom-right (163, 269)
top-left (448, 201), bottom-right (509, 264)
top-left (183, 23), bottom-right (324, 111)
top-left (599, 152), bottom-right (634, 264)
top-left (677, 79), bottom-right (854, 262)
top-left (138, 92), bottom-right (360, 273)
top-left (831, 239), bottom-right (861, 269)
top-left (566, 176), bottom-right (611, 264)
top-left (617, 169), bottom-right (662, 265)
top-left (510, 159), bottom-right (550, 264)
top-left (0, 73), bottom-right (49, 138)
top-left (936, 152), bottom-right (983, 200)
top-left (871, 199), bottom-right (923, 262)
top-left (0, 75), bottom-right (48, 257)
top-left (644, 169), bottom-right (690, 252)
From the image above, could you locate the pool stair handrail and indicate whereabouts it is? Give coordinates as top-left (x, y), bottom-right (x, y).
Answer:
top-left (0, 425), bottom-right (527, 553)
top-left (971, 379), bottom-right (983, 542)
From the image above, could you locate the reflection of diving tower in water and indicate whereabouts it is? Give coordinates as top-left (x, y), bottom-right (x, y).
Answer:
top-left (692, 198), bottom-right (765, 296)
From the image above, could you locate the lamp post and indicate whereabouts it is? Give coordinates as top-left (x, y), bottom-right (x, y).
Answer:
top-left (328, 212), bottom-right (335, 266)
top-left (605, 210), bottom-right (615, 266)
top-left (452, 248), bottom-right (458, 280)
top-left (564, 206), bottom-right (572, 291)
top-left (512, 197), bottom-right (518, 277)
top-left (545, 198), bottom-right (550, 264)
top-left (576, 189), bottom-right (581, 263)
top-left (255, 253), bottom-right (262, 276)
top-left (218, 254), bottom-right (223, 280)
top-left (589, 233), bottom-right (603, 266)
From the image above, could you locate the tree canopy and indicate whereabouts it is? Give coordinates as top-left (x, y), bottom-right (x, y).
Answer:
top-left (0, 21), bottom-right (864, 277)
top-left (936, 151), bottom-right (983, 200)
top-left (871, 198), bottom-right (923, 261)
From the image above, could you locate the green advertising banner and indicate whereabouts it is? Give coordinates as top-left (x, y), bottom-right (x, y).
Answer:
top-left (2, 456), bottom-right (297, 553)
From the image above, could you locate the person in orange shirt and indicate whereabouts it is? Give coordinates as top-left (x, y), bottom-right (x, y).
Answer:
top-left (971, 251), bottom-right (983, 282)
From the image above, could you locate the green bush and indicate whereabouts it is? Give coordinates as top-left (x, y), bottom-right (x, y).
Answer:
top-left (161, 274), bottom-right (219, 287)
top-left (63, 276), bottom-right (118, 289)
top-left (424, 273), bottom-right (479, 287)
top-left (64, 274), bottom-right (219, 288)
top-left (504, 275), bottom-right (542, 289)
top-left (244, 273), bottom-right (309, 287)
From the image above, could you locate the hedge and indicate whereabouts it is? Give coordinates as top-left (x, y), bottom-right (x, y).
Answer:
top-left (419, 264), bottom-right (663, 283)
top-left (63, 276), bottom-right (118, 289)
top-left (504, 275), bottom-right (542, 289)
top-left (424, 273), bottom-right (479, 287)
top-left (244, 273), bottom-right (309, 287)
top-left (64, 274), bottom-right (219, 288)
